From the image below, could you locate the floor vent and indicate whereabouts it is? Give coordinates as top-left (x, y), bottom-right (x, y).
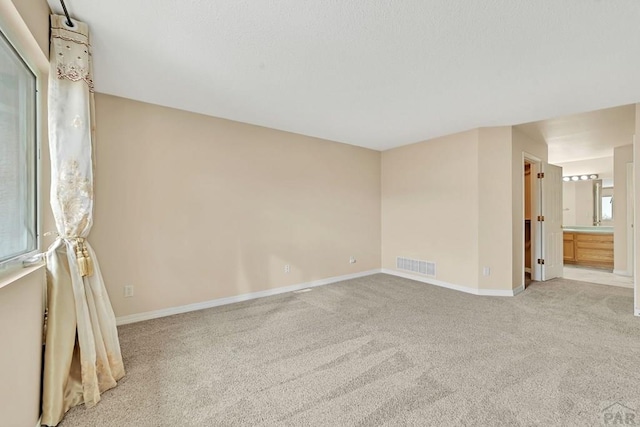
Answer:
top-left (396, 257), bottom-right (436, 277)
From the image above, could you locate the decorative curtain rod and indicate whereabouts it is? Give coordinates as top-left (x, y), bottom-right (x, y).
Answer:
top-left (59, 0), bottom-right (74, 27)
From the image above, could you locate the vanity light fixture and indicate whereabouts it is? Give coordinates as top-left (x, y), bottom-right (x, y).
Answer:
top-left (562, 174), bottom-right (599, 182)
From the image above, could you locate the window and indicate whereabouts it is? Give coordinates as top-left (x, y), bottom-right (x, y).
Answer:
top-left (0, 30), bottom-right (37, 265)
top-left (601, 195), bottom-right (613, 221)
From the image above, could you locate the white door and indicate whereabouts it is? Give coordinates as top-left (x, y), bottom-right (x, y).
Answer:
top-left (541, 163), bottom-right (564, 280)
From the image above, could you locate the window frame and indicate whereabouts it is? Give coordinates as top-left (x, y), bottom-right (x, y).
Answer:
top-left (601, 194), bottom-right (613, 222)
top-left (0, 26), bottom-right (41, 275)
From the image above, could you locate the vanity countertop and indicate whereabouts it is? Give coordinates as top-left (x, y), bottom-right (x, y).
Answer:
top-left (563, 226), bottom-right (613, 234)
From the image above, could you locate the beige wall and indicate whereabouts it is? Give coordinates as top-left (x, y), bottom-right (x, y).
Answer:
top-left (9, 0), bottom-right (49, 57)
top-left (511, 128), bottom-right (548, 287)
top-left (0, 267), bottom-right (45, 427)
top-left (381, 130), bottom-right (480, 289)
top-left (381, 127), bottom-right (547, 293)
top-left (478, 127), bottom-right (513, 290)
top-left (91, 94), bottom-right (381, 317)
top-left (614, 144), bottom-right (633, 274)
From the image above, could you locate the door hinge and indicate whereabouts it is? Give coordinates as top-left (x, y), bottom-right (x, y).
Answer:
top-left (537, 172), bottom-right (544, 178)
top-left (537, 215), bottom-right (545, 221)
top-left (537, 259), bottom-right (545, 265)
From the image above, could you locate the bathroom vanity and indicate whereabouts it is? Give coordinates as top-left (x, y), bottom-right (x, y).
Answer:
top-left (563, 226), bottom-right (614, 270)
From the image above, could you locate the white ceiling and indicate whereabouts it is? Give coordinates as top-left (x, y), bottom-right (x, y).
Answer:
top-left (48, 1), bottom-right (640, 150)
top-left (515, 104), bottom-right (635, 164)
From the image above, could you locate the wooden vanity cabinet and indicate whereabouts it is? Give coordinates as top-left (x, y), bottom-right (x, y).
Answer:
top-left (563, 231), bottom-right (613, 269)
top-left (563, 233), bottom-right (575, 262)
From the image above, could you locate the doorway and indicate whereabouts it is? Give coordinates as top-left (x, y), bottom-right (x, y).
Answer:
top-left (515, 104), bottom-right (637, 317)
top-left (524, 161), bottom-right (533, 286)
top-left (522, 155), bottom-right (544, 287)
top-left (522, 156), bottom-right (566, 288)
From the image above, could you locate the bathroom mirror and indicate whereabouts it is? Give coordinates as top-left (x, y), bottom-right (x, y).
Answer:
top-left (562, 179), bottom-right (613, 227)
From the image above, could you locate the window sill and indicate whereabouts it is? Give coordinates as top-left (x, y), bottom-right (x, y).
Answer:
top-left (0, 262), bottom-right (45, 291)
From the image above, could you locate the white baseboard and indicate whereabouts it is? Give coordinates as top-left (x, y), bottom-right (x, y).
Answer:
top-left (613, 269), bottom-right (633, 277)
top-left (35, 416), bottom-right (41, 427)
top-left (635, 308), bottom-right (640, 317)
top-left (116, 269), bottom-right (382, 326)
top-left (381, 269), bottom-right (520, 297)
top-left (512, 284), bottom-right (525, 296)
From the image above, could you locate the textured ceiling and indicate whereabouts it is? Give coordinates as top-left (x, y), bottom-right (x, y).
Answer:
top-left (515, 104), bottom-right (635, 164)
top-left (48, 1), bottom-right (640, 150)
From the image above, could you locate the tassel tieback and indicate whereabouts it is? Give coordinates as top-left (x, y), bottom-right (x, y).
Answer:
top-left (74, 237), bottom-right (94, 277)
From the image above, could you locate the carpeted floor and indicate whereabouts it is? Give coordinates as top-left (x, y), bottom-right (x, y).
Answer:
top-left (59, 274), bottom-right (640, 426)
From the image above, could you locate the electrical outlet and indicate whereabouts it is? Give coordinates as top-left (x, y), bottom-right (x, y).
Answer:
top-left (349, 256), bottom-right (357, 264)
top-left (482, 267), bottom-right (491, 276)
top-left (124, 285), bottom-right (134, 298)
top-left (284, 264), bottom-right (290, 274)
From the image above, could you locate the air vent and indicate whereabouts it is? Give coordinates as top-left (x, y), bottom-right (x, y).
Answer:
top-left (396, 257), bottom-right (436, 277)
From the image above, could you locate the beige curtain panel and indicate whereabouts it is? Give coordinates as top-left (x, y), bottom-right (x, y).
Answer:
top-left (42, 15), bottom-right (125, 427)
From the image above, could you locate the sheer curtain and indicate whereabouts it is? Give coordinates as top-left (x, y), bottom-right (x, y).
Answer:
top-left (42, 15), bottom-right (125, 426)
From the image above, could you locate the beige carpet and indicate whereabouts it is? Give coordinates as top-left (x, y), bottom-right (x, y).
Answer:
top-left (59, 274), bottom-right (639, 426)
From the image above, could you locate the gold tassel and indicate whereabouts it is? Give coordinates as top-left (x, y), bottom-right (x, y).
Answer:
top-left (78, 255), bottom-right (88, 277)
top-left (83, 247), bottom-right (94, 277)
top-left (76, 239), bottom-right (88, 277)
